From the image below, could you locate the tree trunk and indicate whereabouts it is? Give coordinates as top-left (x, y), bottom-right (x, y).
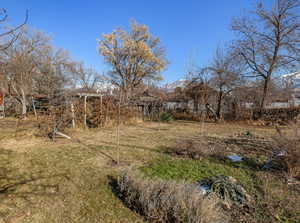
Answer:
top-left (20, 88), bottom-right (27, 119)
top-left (83, 96), bottom-right (87, 128)
top-left (71, 102), bottom-right (75, 128)
top-left (259, 77), bottom-right (269, 117)
top-left (32, 96), bottom-right (37, 119)
top-left (205, 103), bottom-right (218, 122)
top-left (194, 97), bottom-right (199, 113)
top-left (216, 91), bottom-right (223, 119)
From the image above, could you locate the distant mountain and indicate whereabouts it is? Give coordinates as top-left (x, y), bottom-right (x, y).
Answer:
top-left (282, 71), bottom-right (300, 90)
top-left (162, 79), bottom-right (187, 92)
top-left (282, 71), bottom-right (300, 79)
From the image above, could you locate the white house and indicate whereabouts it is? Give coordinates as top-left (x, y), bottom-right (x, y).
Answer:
top-left (282, 71), bottom-right (300, 106)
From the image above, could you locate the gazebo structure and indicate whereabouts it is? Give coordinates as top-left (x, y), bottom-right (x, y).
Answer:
top-left (131, 90), bottom-right (162, 118)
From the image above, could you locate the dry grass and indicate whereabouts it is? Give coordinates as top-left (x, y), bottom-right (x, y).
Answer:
top-left (166, 133), bottom-right (273, 165)
top-left (255, 172), bottom-right (300, 223)
top-left (117, 170), bottom-right (227, 223)
top-left (0, 118), bottom-right (295, 222)
top-left (272, 124), bottom-right (300, 179)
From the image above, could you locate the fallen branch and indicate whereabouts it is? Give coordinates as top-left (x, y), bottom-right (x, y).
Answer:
top-left (55, 131), bottom-right (71, 140)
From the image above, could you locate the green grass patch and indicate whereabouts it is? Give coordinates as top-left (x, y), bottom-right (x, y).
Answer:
top-left (141, 156), bottom-right (256, 192)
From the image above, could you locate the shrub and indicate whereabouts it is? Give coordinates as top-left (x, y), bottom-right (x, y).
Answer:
top-left (272, 124), bottom-right (300, 179)
top-left (167, 138), bottom-right (224, 160)
top-left (118, 171), bottom-right (227, 223)
top-left (160, 112), bottom-right (173, 122)
top-left (171, 112), bottom-right (202, 121)
top-left (252, 107), bottom-right (300, 123)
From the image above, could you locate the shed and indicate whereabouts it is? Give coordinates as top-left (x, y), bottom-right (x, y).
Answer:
top-left (131, 90), bottom-right (162, 116)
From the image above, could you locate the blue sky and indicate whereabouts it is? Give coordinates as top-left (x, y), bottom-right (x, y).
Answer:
top-left (2, 0), bottom-right (262, 83)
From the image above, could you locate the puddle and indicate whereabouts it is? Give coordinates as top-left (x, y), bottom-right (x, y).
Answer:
top-left (227, 154), bottom-right (243, 162)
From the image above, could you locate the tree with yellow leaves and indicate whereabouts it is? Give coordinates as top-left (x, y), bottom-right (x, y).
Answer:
top-left (98, 20), bottom-right (167, 99)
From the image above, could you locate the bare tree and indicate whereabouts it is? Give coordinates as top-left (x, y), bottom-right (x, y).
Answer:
top-left (204, 48), bottom-right (242, 119)
top-left (232, 0), bottom-right (300, 113)
top-left (0, 8), bottom-right (28, 95)
top-left (0, 8), bottom-right (28, 51)
top-left (185, 70), bottom-right (213, 113)
top-left (72, 62), bottom-right (103, 91)
top-left (0, 28), bottom-right (67, 117)
top-left (98, 20), bottom-right (167, 99)
top-left (2, 29), bottom-right (47, 117)
top-left (34, 48), bottom-right (75, 96)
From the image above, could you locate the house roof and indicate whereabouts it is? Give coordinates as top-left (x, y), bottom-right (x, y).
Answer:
top-left (282, 71), bottom-right (300, 79)
top-left (131, 90), bottom-right (161, 103)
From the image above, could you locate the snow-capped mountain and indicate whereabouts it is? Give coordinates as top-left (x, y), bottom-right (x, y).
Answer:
top-left (282, 71), bottom-right (300, 79)
top-left (162, 79), bottom-right (187, 92)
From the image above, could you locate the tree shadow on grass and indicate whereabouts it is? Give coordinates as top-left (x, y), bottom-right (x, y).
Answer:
top-left (107, 175), bottom-right (120, 198)
top-left (0, 149), bottom-right (72, 221)
top-left (107, 175), bottom-right (146, 222)
top-left (83, 139), bottom-right (165, 157)
top-left (0, 171), bottom-right (70, 221)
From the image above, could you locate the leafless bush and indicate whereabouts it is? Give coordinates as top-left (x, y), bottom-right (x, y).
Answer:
top-left (118, 171), bottom-right (227, 223)
top-left (252, 107), bottom-right (300, 125)
top-left (73, 96), bottom-right (139, 128)
top-left (168, 138), bottom-right (223, 160)
top-left (272, 124), bottom-right (300, 179)
top-left (36, 95), bottom-right (72, 138)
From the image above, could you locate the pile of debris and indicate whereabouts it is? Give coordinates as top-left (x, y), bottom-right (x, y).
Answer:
top-left (196, 175), bottom-right (251, 207)
top-left (167, 138), bottom-right (220, 160)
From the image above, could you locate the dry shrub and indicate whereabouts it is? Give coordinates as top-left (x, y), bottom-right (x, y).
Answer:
top-left (37, 101), bottom-right (73, 137)
top-left (74, 96), bottom-right (139, 128)
top-left (171, 112), bottom-right (203, 122)
top-left (272, 124), bottom-right (300, 179)
top-left (118, 171), bottom-right (227, 223)
top-left (252, 107), bottom-right (300, 124)
top-left (168, 138), bottom-right (223, 160)
top-left (256, 172), bottom-right (300, 223)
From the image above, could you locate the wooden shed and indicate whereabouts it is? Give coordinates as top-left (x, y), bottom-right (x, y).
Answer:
top-left (131, 90), bottom-right (162, 117)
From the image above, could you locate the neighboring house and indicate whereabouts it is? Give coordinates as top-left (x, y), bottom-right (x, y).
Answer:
top-left (131, 90), bottom-right (162, 116)
top-left (164, 99), bottom-right (193, 111)
top-left (283, 71), bottom-right (300, 106)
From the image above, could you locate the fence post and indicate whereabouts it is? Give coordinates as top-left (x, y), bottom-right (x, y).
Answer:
top-left (0, 91), bottom-right (4, 118)
top-left (84, 96), bottom-right (87, 128)
top-left (71, 102), bottom-right (75, 128)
